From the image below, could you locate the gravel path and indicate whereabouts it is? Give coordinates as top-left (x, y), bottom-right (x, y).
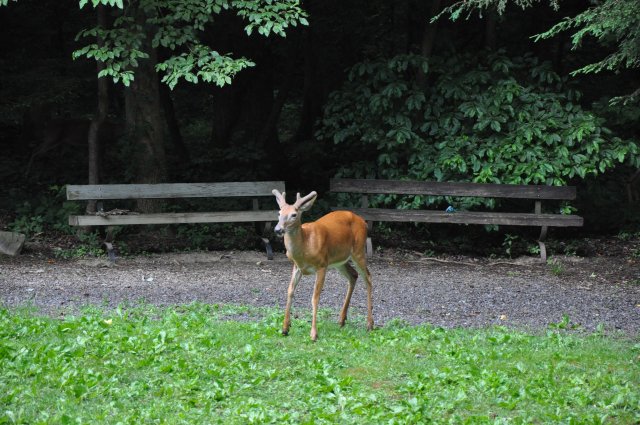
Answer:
top-left (1, 250), bottom-right (639, 336)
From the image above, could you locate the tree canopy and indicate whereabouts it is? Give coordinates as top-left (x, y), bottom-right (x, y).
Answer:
top-left (74, 0), bottom-right (308, 88)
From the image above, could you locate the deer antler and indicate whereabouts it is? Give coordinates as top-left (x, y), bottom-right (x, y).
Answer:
top-left (294, 191), bottom-right (317, 209)
top-left (272, 189), bottom-right (287, 208)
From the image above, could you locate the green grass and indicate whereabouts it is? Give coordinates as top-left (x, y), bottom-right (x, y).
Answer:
top-left (1, 304), bottom-right (638, 424)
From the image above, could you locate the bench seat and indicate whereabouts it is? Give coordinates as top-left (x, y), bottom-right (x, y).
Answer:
top-left (339, 208), bottom-right (584, 227)
top-left (69, 210), bottom-right (280, 226)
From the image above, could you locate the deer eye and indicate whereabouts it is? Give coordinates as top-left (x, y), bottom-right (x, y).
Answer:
top-left (290, 213), bottom-right (297, 218)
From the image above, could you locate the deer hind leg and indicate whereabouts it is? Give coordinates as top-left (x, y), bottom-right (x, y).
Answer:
top-left (336, 263), bottom-right (358, 327)
top-left (282, 265), bottom-right (302, 336)
top-left (310, 267), bottom-right (327, 341)
top-left (352, 254), bottom-right (374, 331)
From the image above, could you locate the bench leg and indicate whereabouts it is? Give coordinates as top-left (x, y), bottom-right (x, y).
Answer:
top-left (364, 218), bottom-right (374, 257)
top-left (104, 226), bottom-right (117, 262)
top-left (104, 242), bottom-right (117, 262)
top-left (538, 226), bottom-right (548, 262)
top-left (261, 237), bottom-right (274, 260)
top-left (257, 220), bottom-right (275, 260)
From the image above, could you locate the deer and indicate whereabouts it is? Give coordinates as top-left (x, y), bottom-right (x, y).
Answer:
top-left (272, 189), bottom-right (373, 341)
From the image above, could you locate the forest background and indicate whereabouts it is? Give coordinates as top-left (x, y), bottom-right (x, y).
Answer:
top-left (0, 0), bottom-right (638, 257)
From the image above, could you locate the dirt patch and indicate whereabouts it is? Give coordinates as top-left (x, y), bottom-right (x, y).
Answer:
top-left (1, 240), bottom-right (639, 336)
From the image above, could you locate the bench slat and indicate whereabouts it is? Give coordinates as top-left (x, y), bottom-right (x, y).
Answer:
top-left (67, 181), bottom-right (285, 200)
top-left (330, 179), bottom-right (576, 200)
top-left (69, 210), bottom-right (280, 226)
top-left (340, 208), bottom-right (584, 227)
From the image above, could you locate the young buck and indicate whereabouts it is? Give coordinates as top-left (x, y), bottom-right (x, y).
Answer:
top-left (272, 189), bottom-right (373, 341)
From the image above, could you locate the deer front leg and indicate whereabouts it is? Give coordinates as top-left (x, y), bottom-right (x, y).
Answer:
top-left (282, 265), bottom-right (302, 336)
top-left (310, 267), bottom-right (327, 341)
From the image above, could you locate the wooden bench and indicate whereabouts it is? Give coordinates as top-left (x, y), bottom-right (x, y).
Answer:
top-left (66, 181), bottom-right (285, 260)
top-left (330, 178), bottom-right (584, 261)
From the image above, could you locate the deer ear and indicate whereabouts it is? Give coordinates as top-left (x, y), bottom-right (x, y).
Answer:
top-left (272, 189), bottom-right (286, 208)
top-left (297, 191), bottom-right (317, 211)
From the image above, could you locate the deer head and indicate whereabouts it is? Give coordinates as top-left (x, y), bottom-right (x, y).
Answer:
top-left (272, 190), bottom-right (317, 237)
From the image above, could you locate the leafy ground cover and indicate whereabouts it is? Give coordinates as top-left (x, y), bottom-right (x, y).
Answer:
top-left (1, 304), bottom-right (638, 424)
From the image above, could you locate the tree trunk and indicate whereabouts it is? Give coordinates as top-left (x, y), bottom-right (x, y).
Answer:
top-left (484, 5), bottom-right (497, 50)
top-left (258, 75), bottom-right (293, 144)
top-left (553, 30), bottom-right (568, 76)
top-left (243, 60), bottom-right (279, 175)
top-left (416, 0), bottom-right (442, 88)
top-left (86, 4), bottom-right (108, 215)
top-left (391, 0), bottom-right (410, 55)
top-left (210, 82), bottom-right (245, 149)
top-left (294, 28), bottom-right (322, 145)
top-left (159, 81), bottom-right (189, 164)
top-left (124, 13), bottom-right (167, 212)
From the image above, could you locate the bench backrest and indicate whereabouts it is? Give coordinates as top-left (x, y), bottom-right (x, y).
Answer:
top-left (67, 181), bottom-right (285, 201)
top-left (330, 179), bottom-right (576, 200)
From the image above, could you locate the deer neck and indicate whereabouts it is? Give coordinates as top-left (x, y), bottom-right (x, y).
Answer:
top-left (284, 225), bottom-right (313, 264)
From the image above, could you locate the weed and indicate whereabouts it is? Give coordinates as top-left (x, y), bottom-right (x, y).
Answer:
top-left (562, 240), bottom-right (580, 256)
top-left (8, 186), bottom-right (82, 237)
top-left (618, 230), bottom-right (640, 241)
top-left (384, 317), bottom-right (411, 329)
top-left (547, 258), bottom-right (565, 276)
top-left (548, 314), bottom-right (581, 330)
top-left (55, 231), bottom-right (104, 259)
top-left (502, 234), bottom-right (518, 258)
top-left (176, 223), bottom-right (214, 249)
top-left (0, 304), bottom-right (638, 424)
top-left (422, 249), bottom-right (436, 257)
top-left (8, 214), bottom-right (44, 236)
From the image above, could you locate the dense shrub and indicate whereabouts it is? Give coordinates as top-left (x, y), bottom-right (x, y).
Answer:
top-left (317, 51), bottom-right (639, 209)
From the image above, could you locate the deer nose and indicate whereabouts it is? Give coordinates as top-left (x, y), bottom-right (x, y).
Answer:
top-left (274, 223), bottom-right (285, 237)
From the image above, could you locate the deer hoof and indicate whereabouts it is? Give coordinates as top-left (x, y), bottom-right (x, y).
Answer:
top-left (281, 329), bottom-right (289, 336)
